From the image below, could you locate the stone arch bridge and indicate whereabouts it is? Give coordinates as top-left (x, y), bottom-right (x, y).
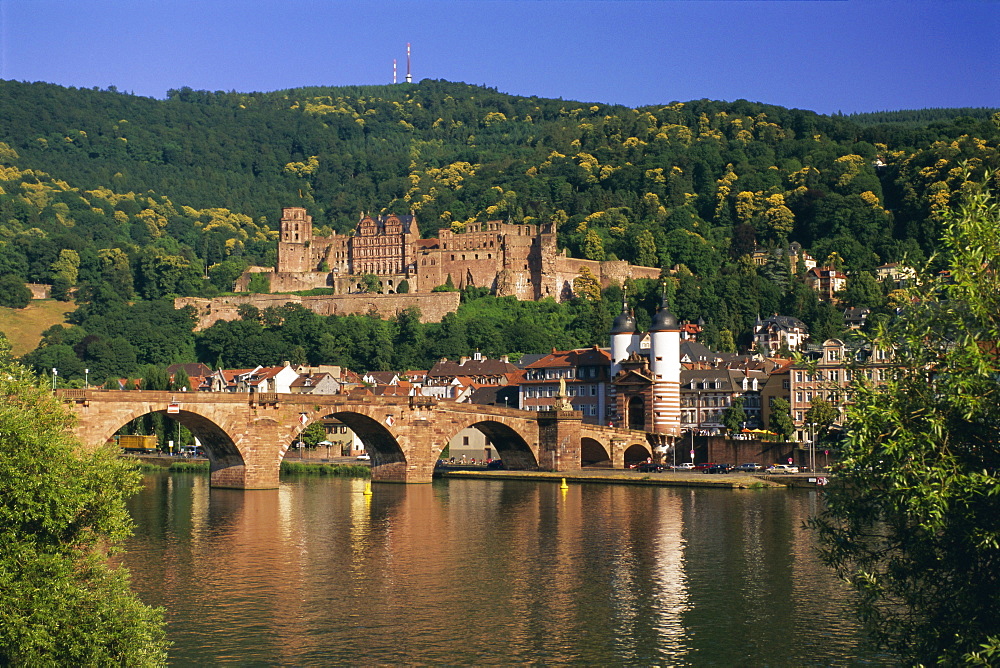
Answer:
top-left (57, 390), bottom-right (662, 489)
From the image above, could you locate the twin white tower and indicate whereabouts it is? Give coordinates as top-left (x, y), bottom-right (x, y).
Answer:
top-left (609, 294), bottom-right (682, 437)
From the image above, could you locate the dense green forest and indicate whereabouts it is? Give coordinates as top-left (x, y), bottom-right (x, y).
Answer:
top-left (1, 78), bottom-right (998, 383)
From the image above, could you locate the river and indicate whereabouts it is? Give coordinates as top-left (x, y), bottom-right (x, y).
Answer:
top-left (123, 472), bottom-right (886, 666)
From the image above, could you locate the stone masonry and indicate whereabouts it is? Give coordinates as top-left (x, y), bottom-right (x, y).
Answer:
top-left (59, 389), bottom-right (653, 489)
top-left (175, 291), bottom-right (461, 330)
top-left (218, 207), bottom-right (660, 324)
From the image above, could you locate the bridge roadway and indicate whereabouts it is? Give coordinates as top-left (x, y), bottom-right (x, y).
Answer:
top-left (57, 389), bottom-right (660, 489)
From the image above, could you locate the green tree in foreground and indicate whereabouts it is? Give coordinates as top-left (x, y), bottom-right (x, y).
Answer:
top-left (811, 169), bottom-right (1000, 664)
top-left (0, 360), bottom-right (169, 665)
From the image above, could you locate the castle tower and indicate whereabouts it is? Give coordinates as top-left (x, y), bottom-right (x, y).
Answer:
top-left (277, 207), bottom-right (314, 273)
top-left (648, 295), bottom-right (681, 437)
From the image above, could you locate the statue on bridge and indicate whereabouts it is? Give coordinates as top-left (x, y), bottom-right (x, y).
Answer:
top-left (552, 378), bottom-right (574, 412)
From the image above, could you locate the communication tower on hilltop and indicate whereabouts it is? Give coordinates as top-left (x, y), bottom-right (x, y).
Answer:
top-left (406, 43), bottom-right (412, 83)
top-left (393, 59), bottom-right (397, 84)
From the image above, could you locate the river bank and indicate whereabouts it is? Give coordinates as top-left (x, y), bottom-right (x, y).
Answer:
top-left (128, 454), bottom-right (830, 489)
top-left (437, 468), bottom-right (832, 489)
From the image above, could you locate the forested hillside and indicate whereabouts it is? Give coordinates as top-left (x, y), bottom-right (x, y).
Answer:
top-left (1, 78), bottom-right (998, 383)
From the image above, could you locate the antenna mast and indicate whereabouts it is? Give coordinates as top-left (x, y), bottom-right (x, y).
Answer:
top-left (393, 59), bottom-right (397, 84)
top-left (405, 43), bottom-right (412, 83)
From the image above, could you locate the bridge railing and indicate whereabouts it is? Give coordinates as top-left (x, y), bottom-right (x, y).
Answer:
top-left (252, 392), bottom-right (280, 405)
top-left (57, 389), bottom-right (88, 401)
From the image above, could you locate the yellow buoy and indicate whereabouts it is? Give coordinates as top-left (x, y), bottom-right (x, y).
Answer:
top-left (560, 478), bottom-right (569, 490)
top-left (363, 482), bottom-right (372, 496)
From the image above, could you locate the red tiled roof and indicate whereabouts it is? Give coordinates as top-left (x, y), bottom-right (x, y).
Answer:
top-left (524, 347), bottom-right (611, 369)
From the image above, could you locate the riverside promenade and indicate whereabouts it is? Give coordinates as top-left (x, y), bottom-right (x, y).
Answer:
top-left (437, 468), bottom-right (831, 489)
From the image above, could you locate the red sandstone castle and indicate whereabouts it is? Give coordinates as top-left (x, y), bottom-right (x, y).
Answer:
top-left (237, 207), bottom-right (660, 300)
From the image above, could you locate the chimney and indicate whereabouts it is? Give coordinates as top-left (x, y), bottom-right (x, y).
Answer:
top-left (500, 354), bottom-right (509, 363)
top-left (459, 356), bottom-right (470, 365)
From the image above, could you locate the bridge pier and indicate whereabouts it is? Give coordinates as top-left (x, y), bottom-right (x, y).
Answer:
top-left (536, 410), bottom-right (583, 472)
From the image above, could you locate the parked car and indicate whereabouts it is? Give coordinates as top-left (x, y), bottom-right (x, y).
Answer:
top-left (693, 462), bottom-right (717, 472)
top-left (671, 462), bottom-right (696, 471)
top-left (637, 462), bottom-right (667, 473)
top-left (767, 464), bottom-right (799, 474)
top-left (706, 463), bottom-right (732, 474)
top-left (731, 463), bottom-right (763, 473)
top-left (356, 453), bottom-right (371, 461)
top-left (486, 459), bottom-right (505, 470)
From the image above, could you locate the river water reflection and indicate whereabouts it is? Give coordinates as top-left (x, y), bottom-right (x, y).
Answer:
top-left (124, 473), bottom-right (885, 666)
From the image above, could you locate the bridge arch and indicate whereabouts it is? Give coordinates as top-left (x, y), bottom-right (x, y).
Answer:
top-left (444, 418), bottom-right (538, 470)
top-left (581, 437), bottom-right (611, 468)
top-left (623, 442), bottom-right (653, 467)
top-left (314, 411), bottom-right (407, 471)
top-left (87, 405), bottom-right (254, 488)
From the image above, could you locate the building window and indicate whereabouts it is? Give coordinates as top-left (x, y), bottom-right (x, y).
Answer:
top-left (795, 371), bottom-right (804, 383)
top-left (782, 380), bottom-right (790, 389)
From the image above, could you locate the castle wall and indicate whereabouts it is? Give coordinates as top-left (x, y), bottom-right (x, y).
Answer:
top-left (175, 291), bottom-right (461, 331)
top-left (268, 271), bottom-right (333, 293)
top-left (554, 257), bottom-right (661, 300)
top-left (26, 283), bottom-right (52, 299)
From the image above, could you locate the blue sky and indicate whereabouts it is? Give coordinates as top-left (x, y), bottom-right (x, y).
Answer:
top-left (1, 1), bottom-right (997, 114)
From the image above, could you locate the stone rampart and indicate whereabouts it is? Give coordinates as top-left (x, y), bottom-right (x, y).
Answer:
top-left (176, 291), bottom-right (461, 330)
top-left (26, 283), bottom-right (52, 299)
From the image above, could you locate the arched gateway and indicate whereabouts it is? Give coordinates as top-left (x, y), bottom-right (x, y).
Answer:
top-left (58, 389), bottom-right (662, 489)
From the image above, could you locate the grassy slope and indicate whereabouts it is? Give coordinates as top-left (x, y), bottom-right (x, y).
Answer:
top-left (0, 300), bottom-right (76, 357)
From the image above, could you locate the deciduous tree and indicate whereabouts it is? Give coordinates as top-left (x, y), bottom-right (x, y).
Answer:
top-left (811, 170), bottom-right (1000, 664)
top-left (721, 396), bottom-right (747, 434)
top-left (0, 360), bottom-right (169, 664)
top-left (0, 275), bottom-right (31, 309)
top-left (769, 397), bottom-right (795, 441)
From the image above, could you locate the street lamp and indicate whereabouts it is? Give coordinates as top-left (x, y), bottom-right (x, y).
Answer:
top-left (84, 368), bottom-right (89, 390)
top-left (51, 368), bottom-right (57, 391)
top-left (690, 390), bottom-right (701, 464)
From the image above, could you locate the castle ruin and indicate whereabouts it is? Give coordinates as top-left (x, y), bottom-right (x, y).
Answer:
top-left (236, 207), bottom-right (661, 301)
